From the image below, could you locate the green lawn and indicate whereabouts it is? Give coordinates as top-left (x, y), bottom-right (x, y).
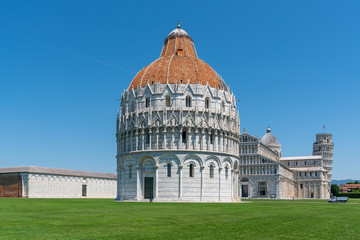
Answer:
top-left (0, 198), bottom-right (359, 240)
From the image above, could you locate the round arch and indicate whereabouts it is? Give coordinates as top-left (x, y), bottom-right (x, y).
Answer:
top-left (183, 154), bottom-right (203, 167)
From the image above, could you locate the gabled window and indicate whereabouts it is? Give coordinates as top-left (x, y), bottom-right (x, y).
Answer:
top-left (145, 97), bottom-right (150, 108)
top-left (205, 97), bottom-right (210, 109)
top-left (167, 163), bottom-right (171, 177)
top-left (186, 96), bottom-right (192, 107)
top-left (189, 163), bottom-right (194, 178)
top-left (165, 95), bottom-right (171, 107)
top-left (209, 165), bottom-right (214, 178)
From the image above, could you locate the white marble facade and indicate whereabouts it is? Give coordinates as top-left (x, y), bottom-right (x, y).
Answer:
top-left (116, 83), bottom-right (241, 202)
top-left (22, 173), bottom-right (116, 198)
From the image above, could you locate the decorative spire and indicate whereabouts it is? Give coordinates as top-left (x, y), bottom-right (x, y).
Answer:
top-left (177, 20), bottom-right (181, 29)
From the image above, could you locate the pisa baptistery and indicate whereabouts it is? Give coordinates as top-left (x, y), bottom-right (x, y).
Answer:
top-left (116, 22), bottom-right (240, 202)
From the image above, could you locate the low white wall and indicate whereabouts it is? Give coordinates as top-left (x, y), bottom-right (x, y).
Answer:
top-left (22, 173), bottom-right (116, 198)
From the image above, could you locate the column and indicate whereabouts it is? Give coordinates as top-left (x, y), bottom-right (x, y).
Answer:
top-left (194, 129), bottom-right (198, 150)
top-left (187, 128), bottom-right (191, 150)
top-left (141, 130), bottom-right (145, 151)
top-left (200, 166), bottom-right (204, 201)
top-left (163, 128), bottom-right (167, 149)
top-left (179, 166), bottom-right (183, 200)
top-left (231, 169), bottom-right (234, 200)
top-left (154, 166), bottom-right (159, 200)
top-left (148, 129), bottom-right (152, 150)
top-left (171, 128), bottom-right (174, 149)
top-left (156, 128), bottom-right (159, 149)
top-left (215, 131), bottom-right (219, 151)
top-left (200, 129), bottom-right (204, 150)
top-left (136, 166), bottom-right (142, 200)
top-left (135, 130), bottom-right (138, 151)
top-left (218, 167), bottom-right (222, 202)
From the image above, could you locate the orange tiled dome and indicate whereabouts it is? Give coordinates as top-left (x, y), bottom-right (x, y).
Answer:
top-left (128, 22), bottom-right (228, 91)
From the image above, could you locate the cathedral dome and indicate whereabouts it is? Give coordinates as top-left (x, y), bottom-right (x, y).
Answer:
top-left (128, 22), bottom-right (228, 91)
top-left (260, 127), bottom-right (281, 147)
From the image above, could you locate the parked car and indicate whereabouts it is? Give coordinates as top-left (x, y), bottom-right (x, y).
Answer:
top-left (328, 196), bottom-right (348, 203)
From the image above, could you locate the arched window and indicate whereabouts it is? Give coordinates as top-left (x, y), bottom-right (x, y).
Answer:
top-left (129, 165), bottom-right (132, 179)
top-left (225, 166), bottom-right (229, 179)
top-left (182, 131), bottom-right (187, 143)
top-left (300, 183), bottom-right (303, 189)
top-left (186, 96), bottom-right (192, 107)
top-left (221, 101), bottom-right (225, 112)
top-left (145, 131), bottom-right (150, 144)
top-left (189, 163), bottom-right (194, 177)
top-left (205, 97), bottom-right (210, 109)
top-left (299, 172), bottom-right (302, 177)
top-left (165, 95), bottom-right (171, 107)
top-left (167, 163), bottom-right (171, 177)
top-left (210, 132), bottom-right (214, 144)
top-left (209, 164), bottom-right (214, 178)
top-left (145, 97), bottom-right (150, 108)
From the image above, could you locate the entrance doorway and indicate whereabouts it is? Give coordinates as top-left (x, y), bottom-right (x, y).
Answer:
top-left (310, 192), bottom-right (314, 198)
top-left (144, 177), bottom-right (154, 199)
top-left (241, 185), bottom-right (249, 197)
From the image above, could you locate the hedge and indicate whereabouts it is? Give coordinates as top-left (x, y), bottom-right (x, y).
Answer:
top-left (338, 192), bottom-right (360, 198)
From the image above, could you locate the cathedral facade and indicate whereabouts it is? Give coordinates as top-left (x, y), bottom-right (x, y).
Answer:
top-left (115, 23), bottom-right (334, 202)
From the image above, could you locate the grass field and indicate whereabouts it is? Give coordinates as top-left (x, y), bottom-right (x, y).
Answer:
top-left (0, 198), bottom-right (359, 240)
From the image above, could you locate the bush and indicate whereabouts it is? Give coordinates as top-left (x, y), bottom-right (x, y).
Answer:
top-left (338, 192), bottom-right (360, 198)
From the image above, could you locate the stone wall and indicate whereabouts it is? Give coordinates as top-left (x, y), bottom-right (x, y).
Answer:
top-left (23, 173), bottom-right (116, 198)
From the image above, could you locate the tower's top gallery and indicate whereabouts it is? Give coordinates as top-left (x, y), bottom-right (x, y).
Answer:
top-left (128, 22), bottom-right (229, 91)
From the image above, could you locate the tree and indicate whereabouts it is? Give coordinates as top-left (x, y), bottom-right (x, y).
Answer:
top-left (331, 184), bottom-right (340, 196)
top-left (355, 180), bottom-right (359, 184)
top-left (346, 182), bottom-right (354, 184)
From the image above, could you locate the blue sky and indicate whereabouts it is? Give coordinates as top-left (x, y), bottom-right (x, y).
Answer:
top-left (0, 1), bottom-right (359, 179)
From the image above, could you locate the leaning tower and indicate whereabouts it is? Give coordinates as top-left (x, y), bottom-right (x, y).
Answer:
top-left (312, 133), bottom-right (334, 195)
